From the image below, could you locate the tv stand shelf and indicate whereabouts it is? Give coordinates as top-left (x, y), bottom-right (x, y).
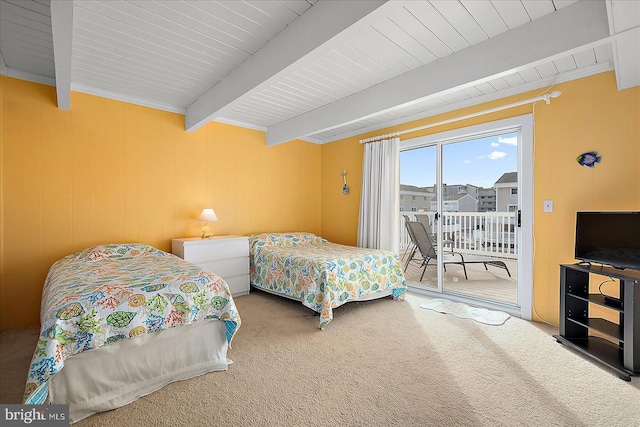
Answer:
top-left (554, 264), bottom-right (640, 381)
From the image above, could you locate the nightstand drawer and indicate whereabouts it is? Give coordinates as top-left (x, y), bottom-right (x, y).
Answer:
top-left (225, 275), bottom-right (250, 297)
top-left (198, 257), bottom-right (249, 279)
top-left (176, 239), bottom-right (249, 263)
top-left (172, 236), bottom-right (250, 298)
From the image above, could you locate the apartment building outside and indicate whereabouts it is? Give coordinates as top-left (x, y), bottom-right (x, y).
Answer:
top-left (400, 184), bottom-right (434, 212)
top-left (495, 172), bottom-right (518, 212)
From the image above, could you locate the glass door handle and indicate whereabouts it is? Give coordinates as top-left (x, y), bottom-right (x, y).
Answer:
top-left (517, 210), bottom-right (521, 228)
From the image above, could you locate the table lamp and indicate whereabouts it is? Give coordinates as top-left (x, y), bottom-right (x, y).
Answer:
top-left (198, 208), bottom-right (218, 239)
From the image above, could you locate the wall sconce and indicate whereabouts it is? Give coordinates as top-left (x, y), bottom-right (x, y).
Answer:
top-left (342, 170), bottom-right (349, 195)
top-left (198, 208), bottom-right (218, 239)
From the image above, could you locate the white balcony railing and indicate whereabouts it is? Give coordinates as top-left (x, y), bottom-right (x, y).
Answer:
top-left (400, 211), bottom-right (518, 259)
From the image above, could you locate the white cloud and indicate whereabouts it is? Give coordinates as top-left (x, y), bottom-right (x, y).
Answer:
top-left (475, 155), bottom-right (485, 159)
top-left (491, 142), bottom-right (499, 147)
top-left (488, 151), bottom-right (507, 160)
top-left (498, 136), bottom-right (517, 146)
top-left (463, 159), bottom-right (471, 164)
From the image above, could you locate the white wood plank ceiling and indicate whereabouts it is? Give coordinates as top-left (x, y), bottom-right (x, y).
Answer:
top-left (1, 0), bottom-right (638, 145)
top-left (0, 0), bottom-right (55, 83)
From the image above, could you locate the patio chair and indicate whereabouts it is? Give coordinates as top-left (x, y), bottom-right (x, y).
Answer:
top-left (404, 216), bottom-right (447, 267)
top-left (403, 215), bottom-right (420, 267)
top-left (415, 214), bottom-right (454, 253)
top-left (401, 215), bottom-right (417, 263)
top-left (407, 221), bottom-right (511, 280)
top-left (405, 220), bottom-right (467, 281)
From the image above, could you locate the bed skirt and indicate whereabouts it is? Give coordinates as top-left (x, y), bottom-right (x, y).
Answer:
top-left (48, 319), bottom-right (230, 423)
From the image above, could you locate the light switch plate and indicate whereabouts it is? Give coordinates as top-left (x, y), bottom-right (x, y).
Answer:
top-left (544, 200), bottom-right (553, 212)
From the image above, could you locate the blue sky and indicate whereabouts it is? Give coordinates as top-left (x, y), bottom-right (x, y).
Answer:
top-left (400, 132), bottom-right (518, 189)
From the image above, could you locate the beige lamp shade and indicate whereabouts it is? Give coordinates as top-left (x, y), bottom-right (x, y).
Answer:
top-left (198, 209), bottom-right (218, 222)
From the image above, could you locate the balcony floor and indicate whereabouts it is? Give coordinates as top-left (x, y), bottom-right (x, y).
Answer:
top-left (400, 249), bottom-right (518, 305)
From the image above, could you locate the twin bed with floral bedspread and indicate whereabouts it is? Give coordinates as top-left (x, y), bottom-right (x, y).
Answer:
top-left (24, 243), bottom-right (241, 423)
top-left (249, 233), bottom-right (407, 328)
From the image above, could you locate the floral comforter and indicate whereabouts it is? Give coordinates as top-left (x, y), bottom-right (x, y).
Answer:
top-left (24, 244), bottom-right (241, 405)
top-left (249, 233), bottom-right (406, 328)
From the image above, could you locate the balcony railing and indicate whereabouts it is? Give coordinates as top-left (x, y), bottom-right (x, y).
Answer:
top-left (400, 211), bottom-right (518, 259)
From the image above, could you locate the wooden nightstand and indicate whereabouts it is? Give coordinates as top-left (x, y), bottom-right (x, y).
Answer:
top-left (171, 236), bottom-right (250, 297)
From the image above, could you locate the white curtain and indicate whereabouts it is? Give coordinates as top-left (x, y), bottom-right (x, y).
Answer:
top-left (357, 137), bottom-right (400, 254)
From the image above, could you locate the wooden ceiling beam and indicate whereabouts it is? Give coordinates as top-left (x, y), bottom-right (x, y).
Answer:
top-left (266, 0), bottom-right (611, 146)
top-left (184, 0), bottom-right (392, 132)
top-left (607, 0), bottom-right (640, 90)
top-left (50, 0), bottom-right (73, 110)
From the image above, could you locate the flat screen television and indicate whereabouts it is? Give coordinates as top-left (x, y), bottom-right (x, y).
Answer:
top-left (575, 211), bottom-right (640, 270)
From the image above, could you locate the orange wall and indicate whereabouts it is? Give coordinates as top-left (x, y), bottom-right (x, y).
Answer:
top-left (2, 72), bottom-right (638, 330)
top-left (321, 71), bottom-right (640, 325)
top-left (0, 76), bottom-right (321, 330)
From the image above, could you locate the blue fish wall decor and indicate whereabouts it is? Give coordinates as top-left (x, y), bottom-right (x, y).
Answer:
top-left (577, 151), bottom-right (601, 167)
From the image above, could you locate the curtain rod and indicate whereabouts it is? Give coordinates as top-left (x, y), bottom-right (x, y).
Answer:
top-left (359, 90), bottom-right (561, 144)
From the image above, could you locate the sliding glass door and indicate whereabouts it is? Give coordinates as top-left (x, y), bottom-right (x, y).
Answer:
top-left (399, 115), bottom-right (533, 319)
top-left (440, 134), bottom-right (519, 303)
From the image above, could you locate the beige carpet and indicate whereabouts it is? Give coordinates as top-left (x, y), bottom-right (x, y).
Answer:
top-left (1, 291), bottom-right (639, 426)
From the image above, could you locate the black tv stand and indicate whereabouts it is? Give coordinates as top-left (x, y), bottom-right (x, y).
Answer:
top-left (554, 264), bottom-right (640, 381)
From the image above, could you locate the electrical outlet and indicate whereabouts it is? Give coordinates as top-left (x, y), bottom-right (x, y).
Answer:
top-left (543, 200), bottom-right (553, 212)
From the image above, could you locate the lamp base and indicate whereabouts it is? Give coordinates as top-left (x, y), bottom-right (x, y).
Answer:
top-left (201, 223), bottom-right (213, 239)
